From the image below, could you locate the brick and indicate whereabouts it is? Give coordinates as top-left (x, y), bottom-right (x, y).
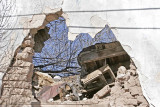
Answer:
top-left (7, 74), bottom-right (27, 81)
top-left (122, 92), bottom-right (133, 99)
top-left (7, 67), bottom-right (32, 74)
top-left (124, 99), bottom-right (138, 106)
top-left (3, 74), bottom-right (9, 80)
top-left (13, 60), bottom-right (33, 68)
top-left (124, 82), bottom-right (130, 92)
top-left (22, 47), bottom-right (34, 54)
top-left (137, 96), bottom-right (148, 105)
top-left (16, 53), bottom-right (33, 62)
top-left (21, 39), bottom-right (34, 48)
top-left (115, 98), bottom-right (125, 106)
top-left (3, 81), bottom-right (32, 89)
top-left (1, 88), bottom-right (11, 96)
top-left (129, 86), bottom-right (142, 96)
top-left (111, 85), bottom-right (124, 96)
top-left (128, 76), bottom-right (136, 87)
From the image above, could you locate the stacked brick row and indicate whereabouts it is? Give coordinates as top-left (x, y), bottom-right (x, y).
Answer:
top-left (0, 36), bottom-right (34, 106)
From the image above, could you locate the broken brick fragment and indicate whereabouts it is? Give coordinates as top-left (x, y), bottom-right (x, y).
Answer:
top-left (94, 85), bottom-right (111, 99)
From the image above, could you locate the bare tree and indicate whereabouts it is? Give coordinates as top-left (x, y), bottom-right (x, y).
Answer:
top-left (0, 0), bottom-right (16, 95)
top-left (0, 0), bottom-right (17, 71)
top-left (33, 17), bottom-right (116, 76)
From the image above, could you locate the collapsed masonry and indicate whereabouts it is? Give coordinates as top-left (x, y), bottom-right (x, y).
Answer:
top-left (0, 10), bottom-right (63, 107)
top-left (0, 36), bottom-right (149, 107)
top-left (31, 41), bottom-right (149, 107)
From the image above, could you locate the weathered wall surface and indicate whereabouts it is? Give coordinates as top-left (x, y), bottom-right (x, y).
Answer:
top-left (0, 0), bottom-right (160, 106)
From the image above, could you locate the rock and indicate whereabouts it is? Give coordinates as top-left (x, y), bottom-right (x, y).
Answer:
top-left (129, 86), bottom-right (142, 96)
top-left (78, 93), bottom-right (82, 96)
top-left (117, 66), bottom-right (127, 76)
top-left (54, 76), bottom-right (61, 80)
top-left (116, 73), bottom-right (130, 84)
top-left (117, 74), bottom-right (125, 80)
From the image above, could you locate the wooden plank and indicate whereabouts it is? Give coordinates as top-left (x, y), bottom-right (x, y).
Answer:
top-left (79, 46), bottom-right (126, 64)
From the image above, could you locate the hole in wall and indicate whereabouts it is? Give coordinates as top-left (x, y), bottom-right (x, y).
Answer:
top-left (31, 16), bottom-right (136, 102)
top-left (32, 17), bottom-right (117, 76)
top-left (1, 9), bottom-right (148, 106)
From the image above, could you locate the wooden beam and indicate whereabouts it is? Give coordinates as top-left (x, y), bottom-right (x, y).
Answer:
top-left (79, 46), bottom-right (126, 64)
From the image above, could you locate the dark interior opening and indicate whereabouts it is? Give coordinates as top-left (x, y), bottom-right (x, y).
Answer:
top-left (103, 72), bottom-right (112, 84)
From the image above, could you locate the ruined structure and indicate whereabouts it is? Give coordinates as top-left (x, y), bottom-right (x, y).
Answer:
top-left (0, 0), bottom-right (160, 107)
top-left (78, 41), bottom-right (130, 76)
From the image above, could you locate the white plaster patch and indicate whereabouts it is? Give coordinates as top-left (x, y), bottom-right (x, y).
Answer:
top-left (29, 15), bottom-right (46, 28)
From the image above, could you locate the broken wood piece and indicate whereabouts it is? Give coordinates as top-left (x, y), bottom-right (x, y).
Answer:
top-left (81, 69), bottom-right (103, 85)
top-left (78, 41), bottom-right (127, 64)
top-left (81, 65), bottom-right (115, 91)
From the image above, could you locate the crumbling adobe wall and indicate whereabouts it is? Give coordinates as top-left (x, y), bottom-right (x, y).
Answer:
top-left (0, 8), bottom-right (62, 106)
top-left (0, 37), bottom-right (34, 106)
top-left (0, 0), bottom-right (160, 106)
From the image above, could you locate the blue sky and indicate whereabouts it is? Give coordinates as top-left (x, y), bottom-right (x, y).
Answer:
top-left (33, 17), bottom-right (116, 75)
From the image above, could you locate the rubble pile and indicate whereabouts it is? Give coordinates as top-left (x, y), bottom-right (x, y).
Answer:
top-left (31, 42), bottom-right (149, 106)
top-left (32, 64), bottom-right (148, 107)
top-left (32, 72), bottom-right (83, 102)
top-left (93, 64), bottom-right (149, 107)
top-left (32, 71), bottom-right (55, 98)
